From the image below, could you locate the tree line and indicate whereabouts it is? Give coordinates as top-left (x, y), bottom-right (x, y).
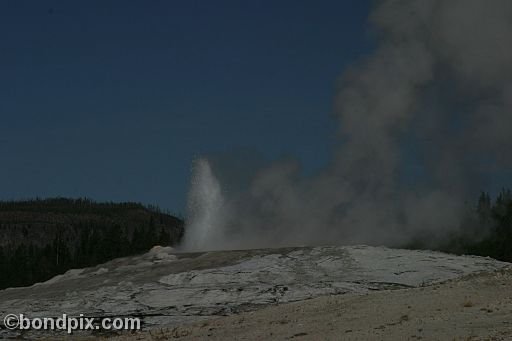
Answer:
top-left (0, 198), bottom-right (183, 289)
top-left (406, 189), bottom-right (512, 262)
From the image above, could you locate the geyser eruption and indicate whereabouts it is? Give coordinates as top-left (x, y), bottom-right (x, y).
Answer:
top-left (184, 0), bottom-right (512, 251)
top-left (182, 158), bottom-right (227, 251)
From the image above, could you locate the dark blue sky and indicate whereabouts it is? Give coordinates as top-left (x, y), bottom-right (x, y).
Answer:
top-left (0, 0), bottom-right (373, 213)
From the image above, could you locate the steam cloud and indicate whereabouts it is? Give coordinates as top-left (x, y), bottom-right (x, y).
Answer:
top-left (184, 0), bottom-right (512, 251)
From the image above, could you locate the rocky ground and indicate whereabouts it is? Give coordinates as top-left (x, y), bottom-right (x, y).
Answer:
top-left (1, 245), bottom-right (509, 340)
top-left (105, 269), bottom-right (512, 341)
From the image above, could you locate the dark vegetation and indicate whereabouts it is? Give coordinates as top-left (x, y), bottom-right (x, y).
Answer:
top-left (0, 198), bottom-right (184, 289)
top-left (406, 189), bottom-right (512, 262)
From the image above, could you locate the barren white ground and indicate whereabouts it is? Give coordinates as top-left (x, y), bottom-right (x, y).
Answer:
top-left (0, 245), bottom-right (508, 339)
top-left (111, 269), bottom-right (512, 341)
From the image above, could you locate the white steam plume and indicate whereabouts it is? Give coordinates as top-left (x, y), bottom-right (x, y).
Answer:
top-left (183, 0), bottom-right (512, 251)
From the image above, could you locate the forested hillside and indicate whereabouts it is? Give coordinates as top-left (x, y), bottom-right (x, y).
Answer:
top-left (0, 198), bottom-right (184, 289)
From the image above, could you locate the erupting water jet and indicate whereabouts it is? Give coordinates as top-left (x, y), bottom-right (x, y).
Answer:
top-left (182, 158), bottom-right (226, 251)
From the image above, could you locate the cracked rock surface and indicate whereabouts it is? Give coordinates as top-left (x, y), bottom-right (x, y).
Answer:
top-left (0, 245), bottom-right (508, 339)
